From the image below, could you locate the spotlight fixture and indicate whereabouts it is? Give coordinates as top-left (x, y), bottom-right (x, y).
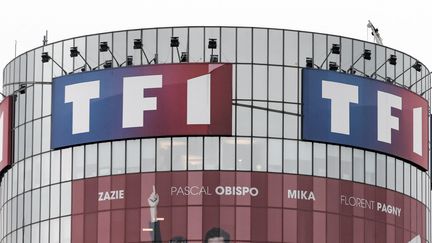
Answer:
top-left (394, 60), bottom-right (423, 82)
top-left (133, 39), bottom-right (151, 64)
top-left (103, 60), bottom-right (113, 69)
top-left (180, 52), bottom-right (188, 62)
top-left (370, 54), bottom-right (397, 78)
top-left (210, 55), bottom-right (218, 63)
top-left (69, 47), bottom-right (92, 71)
top-left (306, 57), bottom-right (314, 68)
top-left (99, 42), bottom-right (120, 67)
top-left (320, 43), bottom-right (341, 68)
top-left (18, 84), bottom-right (27, 94)
top-left (208, 38), bottom-right (217, 61)
top-left (170, 37), bottom-right (182, 62)
top-left (126, 56), bottom-right (133, 66)
top-left (348, 49), bottom-right (372, 74)
top-left (329, 62), bottom-right (339, 71)
top-left (41, 52), bottom-right (67, 75)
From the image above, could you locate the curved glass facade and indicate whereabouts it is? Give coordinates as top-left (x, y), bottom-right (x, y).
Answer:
top-left (0, 26), bottom-right (431, 242)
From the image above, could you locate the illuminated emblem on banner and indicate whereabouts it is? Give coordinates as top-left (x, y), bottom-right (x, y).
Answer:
top-left (0, 97), bottom-right (11, 174)
top-left (51, 63), bottom-right (232, 149)
top-left (302, 69), bottom-right (428, 170)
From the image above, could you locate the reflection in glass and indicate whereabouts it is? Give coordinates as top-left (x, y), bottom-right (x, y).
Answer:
top-left (85, 144), bottom-right (97, 178)
top-left (327, 145), bottom-right (339, 179)
top-left (253, 138), bottom-right (267, 171)
top-left (268, 139), bottom-right (282, 172)
top-left (112, 141), bottom-right (125, 175)
top-left (204, 137), bottom-right (219, 170)
top-left (141, 139), bottom-right (155, 172)
top-left (126, 139), bottom-right (140, 173)
top-left (221, 137), bottom-right (235, 170)
top-left (72, 146), bottom-right (84, 179)
top-left (284, 140), bottom-right (297, 173)
top-left (353, 149), bottom-right (364, 183)
top-left (98, 142), bottom-right (111, 176)
top-left (172, 137), bottom-right (187, 171)
top-left (299, 141), bottom-right (312, 175)
top-left (340, 147), bottom-right (352, 180)
top-left (365, 152), bottom-right (375, 185)
top-left (237, 137), bottom-right (251, 171)
top-left (188, 137), bottom-right (203, 170)
top-left (157, 138), bottom-right (171, 171)
top-left (376, 154), bottom-right (386, 187)
top-left (313, 143), bottom-right (326, 177)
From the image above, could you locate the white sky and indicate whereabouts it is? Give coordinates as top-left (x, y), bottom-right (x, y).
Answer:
top-left (1, 0), bottom-right (431, 86)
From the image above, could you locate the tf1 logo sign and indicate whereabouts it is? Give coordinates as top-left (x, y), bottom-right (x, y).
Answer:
top-left (51, 63), bottom-right (232, 149)
top-left (302, 69), bottom-right (428, 170)
top-left (0, 97), bottom-right (11, 174)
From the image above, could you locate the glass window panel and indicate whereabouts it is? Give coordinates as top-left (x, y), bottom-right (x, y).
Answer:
top-left (25, 85), bottom-right (33, 123)
top-left (27, 50), bottom-right (35, 82)
top-left (51, 150), bottom-right (61, 184)
top-left (31, 189), bottom-right (40, 223)
top-left (387, 157), bottom-right (395, 190)
top-left (268, 139), bottom-right (282, 172)
top-left (141, 139), bottom-right (155, 172)
top-left (204, 27), bottom-right (220, 62)
top-left (269, 66), bottom-right (283, 101)
top-left (340, 147), bottom-right (352, 180)
top-left (86, 35), bottom-right (99, 70)
top-left (72, 37), bottom-right (85, 73)
top-left (85, 144), bottom-right (97, 178)
top-left (99, 33), bottom-right (113, 67)
top-left (327, 36), bottom-right (340, 68)
top-left (411, 166), bottom-right (416, 198)
top-left (189, 27), bottom-right (204, 62)
top-left (32, 223), bottom-right (40, 243)
top-left (253, 107), bottom-right (267, 136)
top-left (18, 125), bottom-right (25, 161)
top-left (157, 138), bottom-right (171, 171)
top-left (171, 27), bottom-right (188, 63)
top-left (237, 65), bottom-right (252, 99)
top-left (375, 46), bottom-right (386, 81)
top-left (72, 146), bottom-right (84, 180)
top-left (327, 145), bottom-right (339, 179)
top-left (33, 84), bottom-right (42, 120)
top-left (61, 148), bottom-right (72, 181)
top-left (376, 154), bottom-right (386, 187)
top-left (253, 65), bottom-right (267, 100)
top-left (127, 30), bottom-right (142, 65)
top-left (42, 45), bottom-right (53, 82)
top-left (237, 28), bottom-right (252, 63)
top-left (284, 31), bottom-right (298, 66)
top-left (41, 152), bottom-right (50, 186)
top-left (353, 149), bottom-right (364, 183)
top-left (313, 143), bottom-right (326, 177)
top-left (284, 140), bottom-right (297, 173)
top-left (268, 111), bottom-right (282, 138)
top-left (352, 40), bottom-right (365, 75)
top-left (404, 162), bottom-right (410, 195)
top-left (41, 117), bottom-right (51, 152)
top-left (395, 159), bottom-right (403, 193)
top-left (24, 158), bottom-right (32, 191)
top-left (33, 118), bottom-right (41, 155)
top-left (284, 67), bottom-right (298, 103)
top-left (221, 137), bottom-right (235, 170)
top-left (40, 220), bottom-right (49, 243)
top-left (365, 152), bottom-right (376, 185)
top-left (24, 192), bottom-right (31, 225)
top-left (299, 141), bottom-right (312, 175)
top-left (221, 27), bottom-right (236, 62)
top-left (253, 28), bottom-right (267, 63)
top-left (299, 32), bottom-right (312, 68)
top-left (236, 104), bottom-right (251, 136)
top-left (340, 38), bottom-right (353, 72)
top-left (32, 155), bottom-right (41, 189)
top-left (112, 141), bottom-right (125, 174)
top-left (284, 114), bottom-right (298, 139)
top-left (61, 216), bottom-right (71, 243)
top-left (142, 29), bottom-right (157, 65)
top-left (61, 182), bottom-right (71, 216)
top-left (40, 186), bottom-right (50, 220)
top-left (237, 137), bottom-right (251, 171)
top-left (269, 29), bottom-right (283, 65)
top-left (126, 139), bottom-right (140, 173)
top-left (364, 43), bottom-right (376, 78)
top-left (98, 142), bottom-right (111, 176)
top-left (253, 138), bottom-right (266, 171)
top-left (42, 85), bottom-right (51, 116)
top-left (50, 184), bottom-right (60, 218)
top-left (113, 31), bottom-right (126, 67)
top-left (50, 218), bottom-right (59, 243)
top-left (313, 34), bottom-right (327, 69)
top-left (188, 137), bottom-right (203, 170)
top-left (204, 137), bottom-right (219, 170)
top-left (172, 138), bottom-right (187, 171)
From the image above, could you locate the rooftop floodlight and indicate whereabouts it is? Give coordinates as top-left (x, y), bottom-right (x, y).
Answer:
top-left (69, 47), bottom-right (92, 71)
top-left (18, 84), bottom-right (27, 94)
top-left (99, 42), bottom-right (120, 67)
top-left (170, 37), bottom-right (179, 47)
top-left (412, 61), bottom-right (422, 72)
top-left (210, 54), bottom-right (219, 63)
top-left (208, 38), bottom-right (217, 49)
top-left (306, 57), bottom-right (314, 68)
top-left (133, 39), bottom-right (143, 49)
top-left (41, 52), bottom-right (67, 75)
top-left (348, 49), bottom-right (372, 74)
top-left (126, 56), bottom-right (133, 66)
top-left (320, 43), bottom-right (341, 68)
top-left (394, 60), bottom-right (423, 83)
top-left (180, 52), bottom-right (188, 62)
top-left (331, 44), bottom-right (340, 54)
top-left (133, 38), bottom-right (151, 64)
top-left (170, 37), bottom-right (182, 62)
top-left (370, 54), bottom-right (397, 78)
top-left (329, 62), bottom-right (339, 71)
top-left (208, 38), bottom-right (217, 61)
top-left (103, 60), bottom-right (113, 69)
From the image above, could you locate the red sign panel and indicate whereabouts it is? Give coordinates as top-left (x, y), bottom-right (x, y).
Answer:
top-left (0, 97), bottom-right (11, 174)
top-left (71, 172), bottom-right (426, 243)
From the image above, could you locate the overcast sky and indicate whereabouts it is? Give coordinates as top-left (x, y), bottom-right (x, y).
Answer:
top-left (1, 0), bottom-right (431, 86)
